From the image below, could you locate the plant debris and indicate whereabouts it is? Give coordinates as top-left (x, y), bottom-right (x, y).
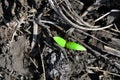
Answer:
top-left (0, 0), bottom-right (120, 80)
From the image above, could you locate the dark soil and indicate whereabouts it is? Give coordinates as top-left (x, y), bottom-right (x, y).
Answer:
top-left (0, 0), bottom-right (120, 80)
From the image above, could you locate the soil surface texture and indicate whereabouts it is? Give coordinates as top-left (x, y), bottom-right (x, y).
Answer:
top-left (0, 0), bottom-right (120, 80)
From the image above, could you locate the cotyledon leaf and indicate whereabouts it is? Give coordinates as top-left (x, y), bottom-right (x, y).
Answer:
top-left (65, 42), bottom-right (86, 51)
top-left (53, 36), bottom-right (66, 47)
top-left (53, 36), bottom-right (87, 51)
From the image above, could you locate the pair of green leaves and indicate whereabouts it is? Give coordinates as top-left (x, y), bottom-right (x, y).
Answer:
top-left (53, 36), bottom-right (86, 51)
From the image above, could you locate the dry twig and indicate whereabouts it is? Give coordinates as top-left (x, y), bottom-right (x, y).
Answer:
top-left (48, 0), bottom-right (114, 31)
top-left (87, 67), bottom-right (120, 77)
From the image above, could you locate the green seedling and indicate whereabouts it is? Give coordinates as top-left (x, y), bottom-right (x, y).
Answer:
top-left (53, 36), bottom-right (66, 47)
top-left (66, 42), bottom-right (86, 51)
top-left (53, 36), bottom-right (87, 51)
